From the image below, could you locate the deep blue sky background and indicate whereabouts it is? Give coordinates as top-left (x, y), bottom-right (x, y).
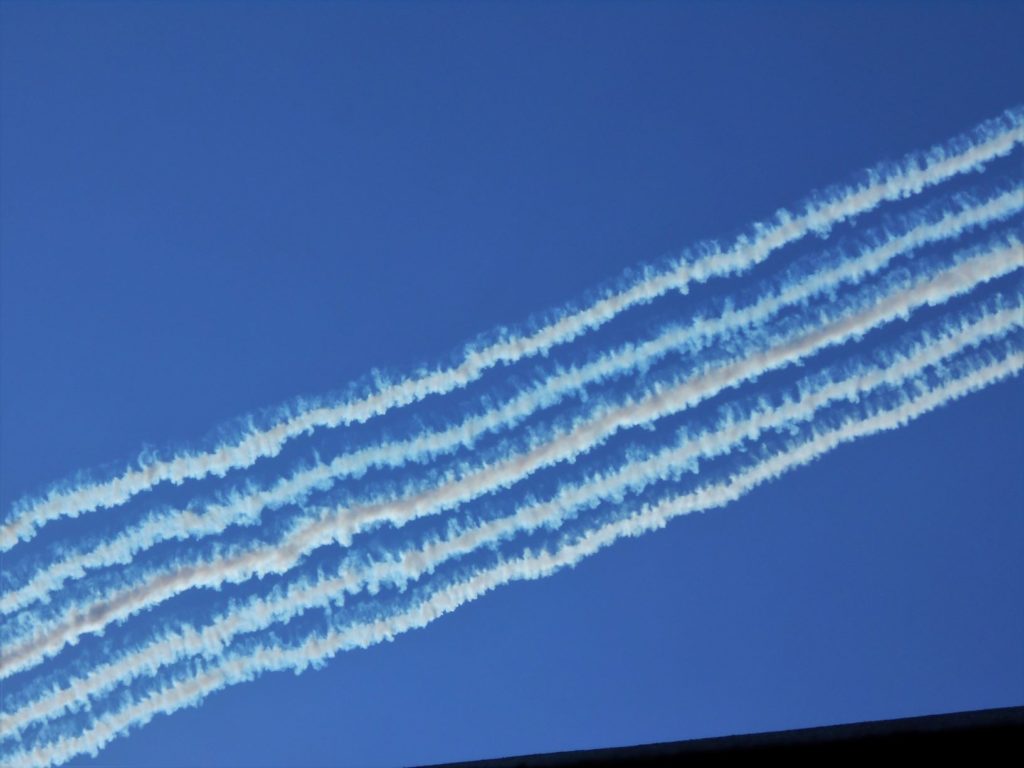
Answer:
top-left (1, 2), bottom-right (1022, 766)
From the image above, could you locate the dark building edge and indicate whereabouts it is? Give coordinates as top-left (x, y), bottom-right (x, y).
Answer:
top-left (416, 705), bottom-right (1024, 767)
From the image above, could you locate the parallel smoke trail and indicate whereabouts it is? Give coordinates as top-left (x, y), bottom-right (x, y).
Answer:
top-left (4, 295), bottom-right (1019, 740)
top-left (6, 186), bottom-right (1019, 616)
top-left (16, 345), bottom-right (1021, 768)
top-left (4, 108), bottom-right (1021, 552)
top-left (4, 236), bottom-right (1020, 679)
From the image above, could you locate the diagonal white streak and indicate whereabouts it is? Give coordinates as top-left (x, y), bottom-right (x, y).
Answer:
top-left (4, 296), bottom-right (1019, 739)
top-left (6, 187), bottom-right (1020, 616)
top-left (3, 236), bottom-right (1020, 679)
top-left (15, 343), bottom-right (1022, 768)
top-left (4, 108), bottom-right (1021, 552)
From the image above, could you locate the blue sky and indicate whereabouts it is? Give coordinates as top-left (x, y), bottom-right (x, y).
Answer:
top-left (1, 2), bottom-right (1022, 766)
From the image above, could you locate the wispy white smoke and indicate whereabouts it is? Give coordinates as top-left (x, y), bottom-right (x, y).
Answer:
top-left (14, 340), bottom-right (1020, 768)
top-left (6, 186), bottom-right (1018, 616)
top-left (4, 294), bottom-right (1019, 740)
top-left (4, 234), bottom-right (1019, 680)
top-left (4, 108), bottom-right (1020, 553)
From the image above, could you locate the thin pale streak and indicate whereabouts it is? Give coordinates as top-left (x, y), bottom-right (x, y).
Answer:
top-left (5, 297), bottom-right (1019, 740)
top-left (5, 109), bottom-right (1021, 552)
top-left (4, 238), bottom-right (1020, 680)
top-left (18, 348), bottom-right (1022, 768)
top-left (6, 186), bottom-right (1020, 617)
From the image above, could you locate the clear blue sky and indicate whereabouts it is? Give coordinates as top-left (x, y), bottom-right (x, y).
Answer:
top-left (1, 2), bottom-right (1022, 766)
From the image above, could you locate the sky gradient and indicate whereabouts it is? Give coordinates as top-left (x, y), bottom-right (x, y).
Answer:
top-left (1, 3), bottom-right (1023, 766)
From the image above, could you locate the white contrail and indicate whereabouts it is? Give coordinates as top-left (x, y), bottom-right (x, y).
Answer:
top-left (4, 295), bottom-right (1019, 740)
top-left (4, 235), bottom-right (1020, 679)
top-left (7, 187), bottom-right (1019, 616)
top-left (4, 108), bottom-right (1021, 552)
top-left (14, 342), bottom-right (1021, 768)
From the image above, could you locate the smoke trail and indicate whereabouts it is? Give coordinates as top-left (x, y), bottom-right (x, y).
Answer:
top-left (5, 108), bottom-right (1021, 552)
top-left (15, 340), bottom-right (1021, 768)
top-left (4, 234), bottom-right (1019, 680)
top-left (7, 186), bottom-right (1019, 617)
top-left (5, 293), bottom-right (1019, 740)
